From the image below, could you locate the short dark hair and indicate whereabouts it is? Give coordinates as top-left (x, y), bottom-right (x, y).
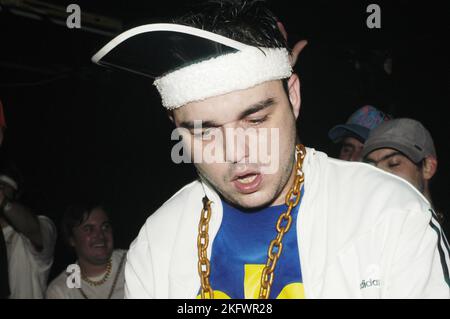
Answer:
top-left (174, 0), bottom-right (289, 51)
top-left (173, 1), bottom-right (292, 104)
top-left (61, 201), bottom-right (109, 245)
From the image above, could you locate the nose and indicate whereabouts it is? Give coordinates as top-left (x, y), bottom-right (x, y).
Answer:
top-left (92, 227), bottom-right (106, 241)
top-left (350, 148), bottom-right (363, 162)
top-left (339, 150), bottom-right (352, 161)
top-left (223, 126), bottom-right (250, 164)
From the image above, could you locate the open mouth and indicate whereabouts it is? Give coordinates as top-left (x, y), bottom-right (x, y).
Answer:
top-left (237, 174), bottom-right (258, 184)
top-left (232, 172), bottom-right (262, 194)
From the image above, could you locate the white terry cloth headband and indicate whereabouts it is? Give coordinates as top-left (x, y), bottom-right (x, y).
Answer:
top-left (0, 175), bottom-right (18, 191)
top-left (91, 23), bottom-right (292, 110)
top-left (154, 47), bottom-right (292, 110)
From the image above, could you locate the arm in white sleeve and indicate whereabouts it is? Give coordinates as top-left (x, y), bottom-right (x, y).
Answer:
top-left (124, 225), bottom-right (155, 299)
top-left (385, 207), bottom-right (450, 298)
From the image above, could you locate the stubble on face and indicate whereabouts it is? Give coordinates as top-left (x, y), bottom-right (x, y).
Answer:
top-left (72, 208), bottom-right (114, 266)
top-left (173, 80), bottom-right (299, 210)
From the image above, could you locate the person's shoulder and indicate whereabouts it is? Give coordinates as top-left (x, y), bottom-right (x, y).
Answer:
top-left (129, 180), bottom-right (202, 247)
top-left (36, 215), bottom-right (57, 234)
top-left (36, 214), bottom-right (54, 224)
top-left (312, 148), bottom-right (425, 196)
top-left (46, 269), bottom-right (71, 298)
top-left (333, 157), bottom-right (426, 201)
top-left (112, 249), bottom-right (128, 261)
top-left (6, 214), bottom-right (56, 258)
top-left (306, 148), bottom-right (430, 218)
top-left (160, 179), bottom-right (202, 207)
top-left (144, 180), bottom-right (201, 226)
top-left (306, 149), bottom-right (433, 244)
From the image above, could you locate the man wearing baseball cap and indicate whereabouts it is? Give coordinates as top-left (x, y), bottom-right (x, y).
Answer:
top-left (362, 118), bottom-right (437, 205)
top-left (328, 105), bottom-right (392, 161)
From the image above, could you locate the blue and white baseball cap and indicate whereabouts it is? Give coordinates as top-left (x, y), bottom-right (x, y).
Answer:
top-left (328, 105), bottom-right (392, 143)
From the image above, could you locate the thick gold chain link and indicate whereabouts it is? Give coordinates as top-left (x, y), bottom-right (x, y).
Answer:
top-left (198, 196), bottom-right (214, 299)
top-left (197, 144), bottom-right (306, 299)
top-left (259, 144), bottom-right (306, 299)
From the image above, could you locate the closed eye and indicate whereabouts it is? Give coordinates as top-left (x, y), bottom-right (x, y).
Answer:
top-left (246, 115), bottom-right (269, 125)
top-left (388, 162), bottom-right (400, 168)
top-left (192, 127), bottom-right (217, 139)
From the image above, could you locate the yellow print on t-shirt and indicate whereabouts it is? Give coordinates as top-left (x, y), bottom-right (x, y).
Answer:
top-left (197, 264), bottom-right (305, 299)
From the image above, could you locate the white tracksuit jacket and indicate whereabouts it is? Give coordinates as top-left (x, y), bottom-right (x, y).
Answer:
top-left (125, 148), bottom-right (450, 298)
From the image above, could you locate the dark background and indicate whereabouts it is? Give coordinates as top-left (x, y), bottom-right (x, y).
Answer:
top-left (0, 0), bottom-right (448, 280)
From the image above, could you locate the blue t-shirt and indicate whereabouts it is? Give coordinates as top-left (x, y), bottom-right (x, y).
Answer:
top-left (205, 189), bottom-right (304, 299)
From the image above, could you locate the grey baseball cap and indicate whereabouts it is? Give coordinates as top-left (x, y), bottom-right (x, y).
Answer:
top-left (362, 118), bottom-right (436, 163)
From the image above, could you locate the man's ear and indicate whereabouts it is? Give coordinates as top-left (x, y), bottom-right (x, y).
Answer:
top-left (287, 74), bottom-right (301, 119)
top-left (167, 110), bottom-right (175, 123)
top-left (422, 156), bottom-right (438, 181)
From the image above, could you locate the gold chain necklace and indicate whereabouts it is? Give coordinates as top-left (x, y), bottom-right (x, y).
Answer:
top-left (197, 144), bottom-right (306, 299)
top-left (81, 259), bottom-right (112, 287)
top-left (79, 253), bottom-right (126, 299)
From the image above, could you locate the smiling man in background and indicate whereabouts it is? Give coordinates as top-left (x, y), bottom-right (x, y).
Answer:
top-left (46, 203), bottom-right (126, 299)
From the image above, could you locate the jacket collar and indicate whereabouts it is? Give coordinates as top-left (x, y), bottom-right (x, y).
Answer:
top-left (166, 147), bottom-right (317, 298)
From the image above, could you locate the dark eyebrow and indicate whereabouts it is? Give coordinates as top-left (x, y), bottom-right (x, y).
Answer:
top-left (238, 97), bottom-right (276, 120)
top-left (178, 97), bottom-right (276, 130)
top-left (179, 120), bottom-right (220, 130)
top-left (365, 151), bottom-right (403, 164)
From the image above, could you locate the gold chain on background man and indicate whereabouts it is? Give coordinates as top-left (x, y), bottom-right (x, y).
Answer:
top-left (81, 259), bottom-right (112, 286)
top-left (197, 144), bottom-right (306, 299)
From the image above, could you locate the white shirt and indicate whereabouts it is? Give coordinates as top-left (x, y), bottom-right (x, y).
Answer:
top-left (46, 249), bottom-right (127, 299)
top-left (125, 148), bottom-right (450, 299)
top-left (2, 215), bottom-right (56, 299)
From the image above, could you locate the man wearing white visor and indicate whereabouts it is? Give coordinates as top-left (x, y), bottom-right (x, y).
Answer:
top-left (92, 0), bottom-right (449, 298)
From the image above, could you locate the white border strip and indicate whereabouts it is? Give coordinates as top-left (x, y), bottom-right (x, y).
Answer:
top-left (91, 23), bottom-right (251, 64)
